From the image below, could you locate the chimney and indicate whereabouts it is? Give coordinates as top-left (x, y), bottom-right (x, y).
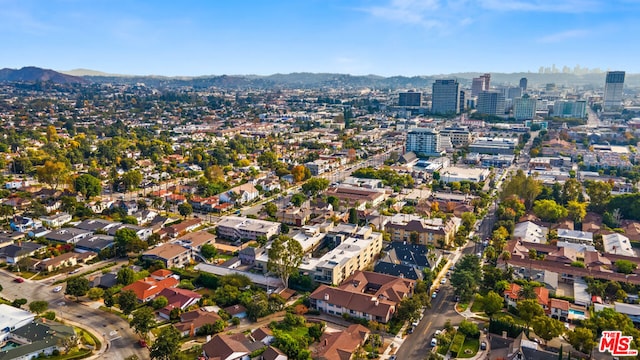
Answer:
top-left (375, 299), bottom-right (379, 306)
top-left (502, 331), bottom-right (507, 339)
top-left (324, 293), bottom-right (329, 301)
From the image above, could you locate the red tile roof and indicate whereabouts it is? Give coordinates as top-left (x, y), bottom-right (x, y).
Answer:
top-left (122, 276), bottom-right (179, 301)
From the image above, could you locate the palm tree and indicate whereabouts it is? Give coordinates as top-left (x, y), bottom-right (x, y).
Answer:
top-left (518, 283), bottom-right (537, 300)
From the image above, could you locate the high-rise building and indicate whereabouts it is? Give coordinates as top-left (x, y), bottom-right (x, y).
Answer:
top-left (398, 91), bottom-right (422, 107)
top-left (603, 71), bottom-right (625, 112)
top-left (471, 73), bottom-right (491, 96)
top-left (519, 77), bottom-right (528, 92)
top-left (513, 94), bottom-right (537, 120)
top-left (507, 87), bottom-right (522, 100)
top-left (431, 80), bottom-right (460, 115)
top-left (459, 90), bottom-right (466, 114)
top-left (477, 90), bottom-right (505, 116)
top-left (406, 128), bottom-right (443, 157)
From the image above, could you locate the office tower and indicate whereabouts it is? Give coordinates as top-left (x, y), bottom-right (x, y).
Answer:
top-left (431, 80), bottom-right (460, 115)
top-left (398, 91), bottom-right (422, 107)
top-left (459, 90), bottom-right (466, 113)
top-left (513, 94), bottom-right (537, 120)
top-left (471, 73), bottom-right (491, 96)
top-left (507, 87), bottom-right (522, 100)
top-left (406, 128), bottom-right (442, 156)
top-left (519, 77), bottom-right (528, 92)
top-left (477, 90), bottom-right (505, 116)
top-left (603, 71), bottom-right (625, 111)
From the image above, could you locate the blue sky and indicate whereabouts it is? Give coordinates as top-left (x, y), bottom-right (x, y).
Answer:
top-left (1, 0), bottom-right (639, 76)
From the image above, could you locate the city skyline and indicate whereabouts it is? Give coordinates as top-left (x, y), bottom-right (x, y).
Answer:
top-left (1, 0), bottom-right (640, 76)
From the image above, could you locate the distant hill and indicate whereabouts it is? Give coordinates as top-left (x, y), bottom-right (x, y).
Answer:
top-left (0, 66), bottom-right (88, 84)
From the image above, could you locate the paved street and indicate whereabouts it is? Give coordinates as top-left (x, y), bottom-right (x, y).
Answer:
top-left (0, 270), bottom-right (148, 360)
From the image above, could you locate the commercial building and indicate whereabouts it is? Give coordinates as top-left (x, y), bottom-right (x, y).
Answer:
top-left (513, 95), bottom-right (537, 120)
top-left (324, 185), bottom-right (387, 208)
top-left (469, 137), bottom-right (518, 155)
top-left (477, 90), bottom-right (505, 116)
top-left (440, 166), bottom-right (490, 183)
top-left (216, 216), bottom-right (281, 241)
top-left (398, 91), bottom-right (422, 107)
top-left (553, 100), bottom-right (587, 118)
top-left (519, 77), bottom-right (528, 92)
top-left (406, 128), bottom-right (444, 157)
top-left (431, 79), bottom-right (460, 115)
top-left (471, 73), bottom-right (491, 96)
top-left (603, 71), bottom-right (625, 112)
top-left (439, 126), bottom-right (472, 147)
top-left (142, 243), bottom-right (193, 268)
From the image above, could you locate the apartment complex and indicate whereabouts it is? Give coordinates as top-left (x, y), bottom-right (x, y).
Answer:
top-left (216, 216), bottom-right (281, 241)
top-left (385, 215), bottom-right (458, 248)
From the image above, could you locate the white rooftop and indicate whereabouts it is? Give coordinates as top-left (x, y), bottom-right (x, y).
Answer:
top-left (602, 233), bottom-right (636, 257)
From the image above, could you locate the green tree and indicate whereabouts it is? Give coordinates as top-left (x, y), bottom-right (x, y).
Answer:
top-left (122, 170), bottom-right (143, 190)
top-left (117, 267), bottom-right (136, 285)
top-left (533, 199), bottom-right (568, 222)
top-left (118, 290), bottom-right (138, 315)
top-left (500, 170), bottom-right (541, 210)
top-left (12, 298), bottom-right (27, 308)
top-left (149, 326), bottom-right (181, 360)
top-left (74, 174), bottom-right (102, 199)
top-left (516, 299), bottom-right (544, 328)
top-left (267, 235), bottom-right (304, 289)
top-left (585, 180), bottom-right (612, 213)
top-left (458, 319), bottom-right (480, 338)
top-left (264, 202), bottom-right (278, 218)
top-left (532, 316), bottom-right (564, 344)
top-left (290, 193), bottom-right (306, 207)
top-left (201, 243), bottom-right (218, 260)
top-left (561, 178), bottom-right (582, 205)
top-left (615, 259), bottom-right (637, 274)
top-left (396, 296), bottom-right (423, 322)
top-left (178, 202), bottom-right (193, 218)
top-left (36, 160), bottom-right (69, 189)
top-left (478, 291), bottom-right (504, 318)
top-left (65, 277), bottom-right (90, 300)
top-left (28, 300), bottom-right (48, 314)
top-left (566, 327), bottom-right (596, 355)
top-left (567, 201), bottom-right (587, 223)
top-left (461, 212), bottom-right (476, 231)
top-left (451, 255), bottom-right (481, 302)
top-left (115, 228), bottom-right (145, 256)
top-left (151, 296), bottom-right (169, 310)
top-left (301, 177), bottom-right (330, 196)
top-left (348, 208), bottom-right (358, 224)
top-left (104, 288), bottom-right (115, 308)
top-left (87, 287), bottom-right (105, 301)
top-left (130, 306), bottom-right (156, 340)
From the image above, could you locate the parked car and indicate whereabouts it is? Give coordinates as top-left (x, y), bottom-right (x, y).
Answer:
top-left (53, 286), bottom-right (63, 293)
top-left (440, 278), bottom-right (447, 284)
top-left (481, 341), bottom-right (487, 350)
top-left (412, 320), bottom-right (419, 327)
top-left (435, 329), bottom-right (442, 336)
top-left (432, 292), bottom-right (437, 298)
top-left (431, 338), bottom-right (437, 347)
top-left (14, 278), bottom-right (24, 283)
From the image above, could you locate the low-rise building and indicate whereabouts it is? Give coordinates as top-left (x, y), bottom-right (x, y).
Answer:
top-left (309, 271), bottom-right (415, 324)
top-left (142, 243), bottom-right (192, 268)
top-left (216, 216), bottom-right (281, 241)
top-left (557, 229), bottom-right (593, 244)
top-left (45, 228), bottom-right (91, 244)
top-left (602, 233), bottom-right (636, 257)
top-left (440, 166), bottom-right (490, 183)
top-left (121, 271), bottom-right (179, 302)
top-left (385, 215), bottom-right (458, 248)
top-left (513, 221), bottom-right (548, 244)
top-left (324, 185), bottom-right (387, 208)
top-left (39, 212), bottom-right (72, 228)
top-left (316, 324), bottom-right (370, 360)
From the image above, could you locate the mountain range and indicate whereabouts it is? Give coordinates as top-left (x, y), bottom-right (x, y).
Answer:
top-left (2, 66), bottom-right (640, 89)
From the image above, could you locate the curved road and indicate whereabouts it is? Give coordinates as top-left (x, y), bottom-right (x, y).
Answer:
top-left (0, 270), bottom-right (149, 360)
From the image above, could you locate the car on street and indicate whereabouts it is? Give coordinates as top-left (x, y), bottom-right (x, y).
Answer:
top-left (407, 327), bottom-right (414, 334)
top-left (13, 277), bottom-right (24, 283)
top-left (412, 320), bottom-right (419, 327)
top-left (53, 286), bottom-right (63, 293)
top-left (431, 338), bottom-right (437, 347)
top-left (435, 330), bottom-right (442, 336)
top-left (440, 278), bottom-right (447, 284)
top-left (432, 292), bottom-right (437, 298)
top-left (481, 341), bottom-right (487, 350)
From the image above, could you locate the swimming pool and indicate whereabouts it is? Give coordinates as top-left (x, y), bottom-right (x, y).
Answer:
top-left (569, 309), bottom-right (585, 316)
top-left (0, 341), bottom-right (20, 351)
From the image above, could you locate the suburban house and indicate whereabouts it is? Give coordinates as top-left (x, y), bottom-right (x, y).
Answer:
top-left (45, 228), bottom-right (91, 244)
top-left (0, 242), bottom-right (44, 264)
top-left (488, 331), bottom-right (559, 360)
top-left (157, 287), bottom-right (202, 319)
top-left (107, 224), bottom-right (152, 241)
top-left (503, 283), bottom-right (549, 310)
top-left (10, 216), bottom-right (41, 233)
top-left (385, 215), bottom-right (459, 248)
top-left (239, 246), bottom-right (265, 265)
top-left (310, 271), bottom-right (415, 324)
top-left (173, 308), bottom-right (222, 337)
top-left (202, 333), bottom-right (251, 360)
top-left (315, 324), bottom-right (370, 360)
top-left (121, 271), bottom-right (179, 302)
top-left (161, 218), bottom-right (202, 238)
top-left (172, 230), bottom-right (215, 253)
top-left (74, 235), bottom-right (114, 253)
top-left (0, 317), bottom-right (76, 360)
top-left (39, 212), bottom-right (72, 228)
top-left (74, 218), bottom-right (120, 233)
top-left (513, 221), bottom-right (548, 244)
top-left (0, 304), bottom-right (35, 342)
top-left (36, 251), bottom-right (97, 272)
top-left (224, 304), bottom-right (248, 319)
top-left (261, 346), bottom-right (287, 360)
top-left (549, 298), bottom-right (570, 321)
top-left (216, 216), bottom-right (281, 241)
top-left (219, 183), bottom-right (259, 204)
top-left (251, 327), bottom-right (274, 345)
top-left (602, 233), bottom-right (636, 257)
top-left (276, 207), bottom-right (311, 226)
top-left (141, 243), bottom-right (192, 269)
top-left (556, 229), bottom-right (593, 244)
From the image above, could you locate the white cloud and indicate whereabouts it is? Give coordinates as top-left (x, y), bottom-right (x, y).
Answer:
top-left (537, 29), bottom-right (590, 43)
top-left (478, 0), bottom-right (602, 13)
top-left (361, 0), bottom-right (445, 28)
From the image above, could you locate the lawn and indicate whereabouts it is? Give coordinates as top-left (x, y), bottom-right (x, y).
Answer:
top-left (456, 303), bottom-right (469, 312)
top-left (458, 337), bottom-right (480, 358)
